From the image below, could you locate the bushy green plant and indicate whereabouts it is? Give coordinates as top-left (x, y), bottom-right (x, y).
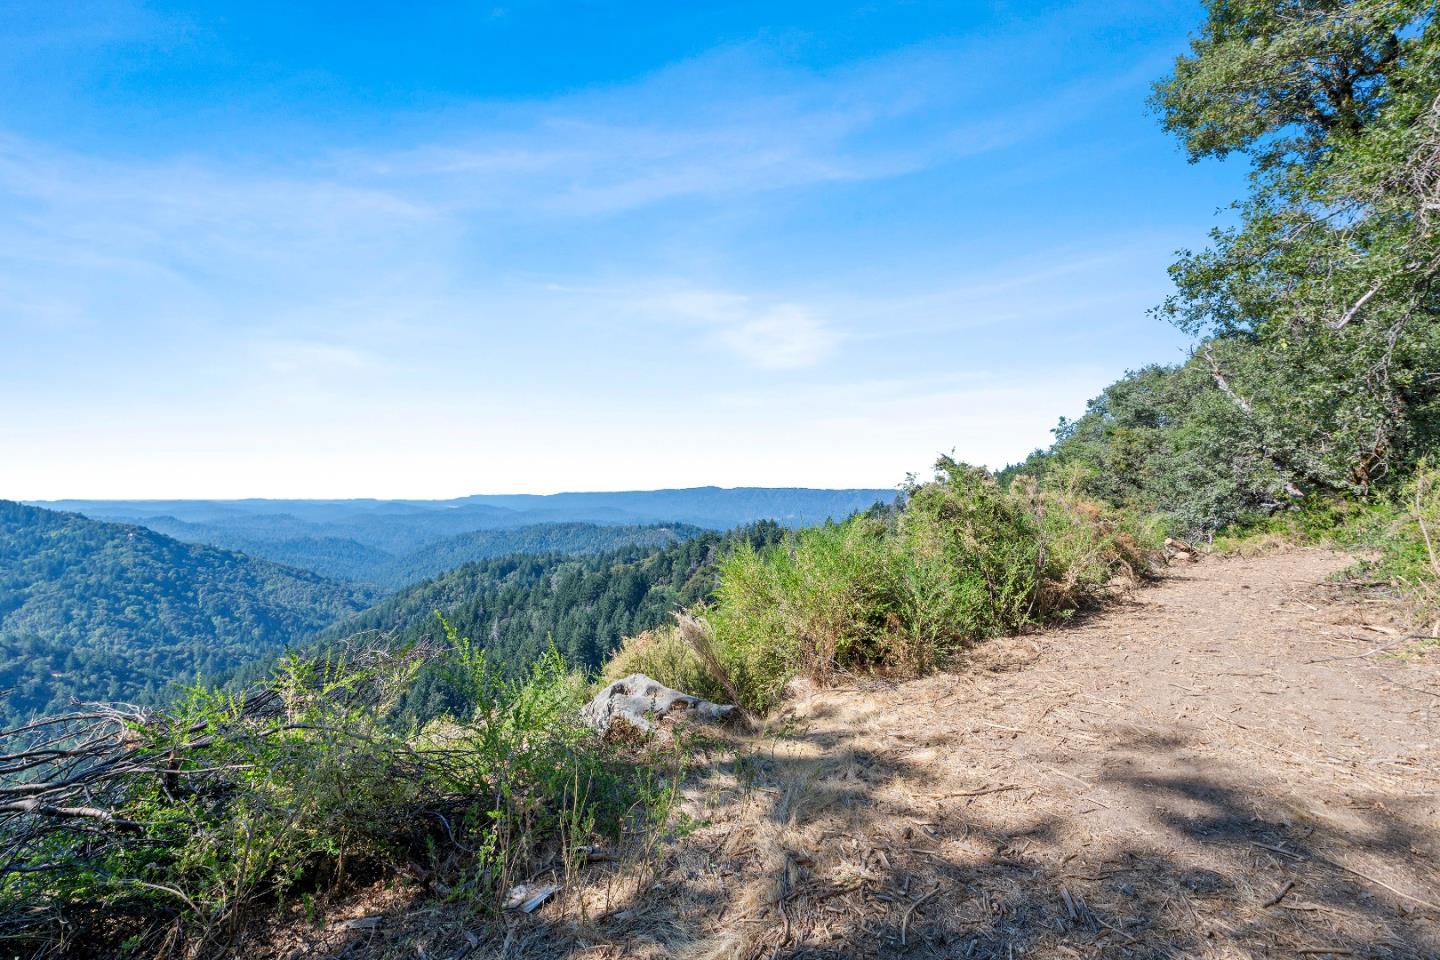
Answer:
top-left (1012, 468), bottom-right (1162, 615)
top-left (900, 459), bottom-right (1044, 637)
top-left (618, 459), bottom-right (1157, 714)
top-left (712, 519), bottom-right (894, 682)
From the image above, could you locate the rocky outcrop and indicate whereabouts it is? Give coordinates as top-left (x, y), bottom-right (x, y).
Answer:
top-left (581, 673), bottom-right (742, 740)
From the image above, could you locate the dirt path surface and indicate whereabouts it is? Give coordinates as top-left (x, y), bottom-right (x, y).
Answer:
top-left (281, 550), bottom-right (1440, 960)
top-left (569, 550), bottom-right (1440, 959)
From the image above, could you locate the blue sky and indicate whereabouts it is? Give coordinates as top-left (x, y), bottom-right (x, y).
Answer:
top-left (0, 0), bottom-right (1241, 498)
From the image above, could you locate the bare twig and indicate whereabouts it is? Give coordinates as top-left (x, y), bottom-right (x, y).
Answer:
top-left (1262, 879), bottom-right (1295, 907)
top-left (899, 883), bottom-right (940, 946)
top-left (943, 785), bottom-right (1019, 798)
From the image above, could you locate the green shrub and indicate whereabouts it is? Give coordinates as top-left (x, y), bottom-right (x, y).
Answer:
top-left (712, 519), bottom-right (895, 683)
top-left (900, 459), bottom-right (1044, 638)
top-left (1012, 467), bottom-right (1162, 614)
top-left (613, 458), bottom-right (1157, 714)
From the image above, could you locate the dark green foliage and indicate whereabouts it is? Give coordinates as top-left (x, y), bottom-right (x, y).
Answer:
top-left (1006, 1), bottom-right (1440, 537)
top-left (375, 522), bottom-right (704, 590)
top-left (1154, 1), bottom-right (1440, 482)
top-left (1151, 0), bottom-right (1425, 168)
top-left (0, 502), bottom-right (371, 726)
top-left (325, 523), bottom-right (784, 689)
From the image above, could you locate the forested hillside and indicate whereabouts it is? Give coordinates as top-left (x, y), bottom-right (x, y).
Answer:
top-left (117, 515), bottom-right (400, 583)
top-left (109, 515), bottom-right (702, 588)
top-left (322, 522), bottom-right (783, 681)
top-left (0, 501), bottom-right (370, 724)
top-left (375, 521), bottom-right (703, 590)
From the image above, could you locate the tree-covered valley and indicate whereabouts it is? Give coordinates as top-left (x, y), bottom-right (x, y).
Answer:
top-left (0, 490), bottom-right (880, 727)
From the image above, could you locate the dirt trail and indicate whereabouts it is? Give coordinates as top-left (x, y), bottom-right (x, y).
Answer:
top-left (280, 550), bottom-right (1440, 959)
top-left (575, 550), bottom-right (1440, 959)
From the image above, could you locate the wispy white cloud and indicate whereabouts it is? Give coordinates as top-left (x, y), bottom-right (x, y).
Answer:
top-left (713, 304), bottom-right (838, 370)
top-left (336, 40), bottom-right (1146, 218)
top-left (632, 288), bottom-right (840, 369)
top-left (0, 5), bottom-right (1204, 497)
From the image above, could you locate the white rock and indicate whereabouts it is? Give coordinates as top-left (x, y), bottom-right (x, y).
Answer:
top-left (581, 673), bottom-right (740, 737)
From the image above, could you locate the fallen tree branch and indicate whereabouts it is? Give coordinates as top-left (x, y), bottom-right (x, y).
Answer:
top-left (0, 799), bottom-right (144, 833)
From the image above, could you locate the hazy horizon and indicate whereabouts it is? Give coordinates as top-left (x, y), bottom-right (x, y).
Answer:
top-left (28, 483), bottom-right (902, 505)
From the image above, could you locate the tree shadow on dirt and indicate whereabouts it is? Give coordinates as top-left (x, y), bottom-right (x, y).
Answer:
top-left (298, 709), bottom-right (1439, 960)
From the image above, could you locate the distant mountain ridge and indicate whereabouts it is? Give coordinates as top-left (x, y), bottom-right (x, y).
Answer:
top-left (33, 487), bottom-right (893, 585)
top-left (38, 486), bottom-right (896, 532)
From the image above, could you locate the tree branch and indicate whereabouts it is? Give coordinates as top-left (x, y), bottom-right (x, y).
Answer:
top-left (0, 799), bottom-right (144, 833)
top-left (1202, 345), bottom-right (1253, 414)
top-left (1330, 279), bottom-right (1383, 330)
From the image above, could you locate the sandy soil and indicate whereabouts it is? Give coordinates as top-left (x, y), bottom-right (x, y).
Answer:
top-left (266, 550), bottom-right (1440, 959)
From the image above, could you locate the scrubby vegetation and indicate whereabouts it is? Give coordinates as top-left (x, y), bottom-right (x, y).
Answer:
top-left (603, 460), bottom-right (1157, 713)
top-left (0, 637), bottom-right (676, 958)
